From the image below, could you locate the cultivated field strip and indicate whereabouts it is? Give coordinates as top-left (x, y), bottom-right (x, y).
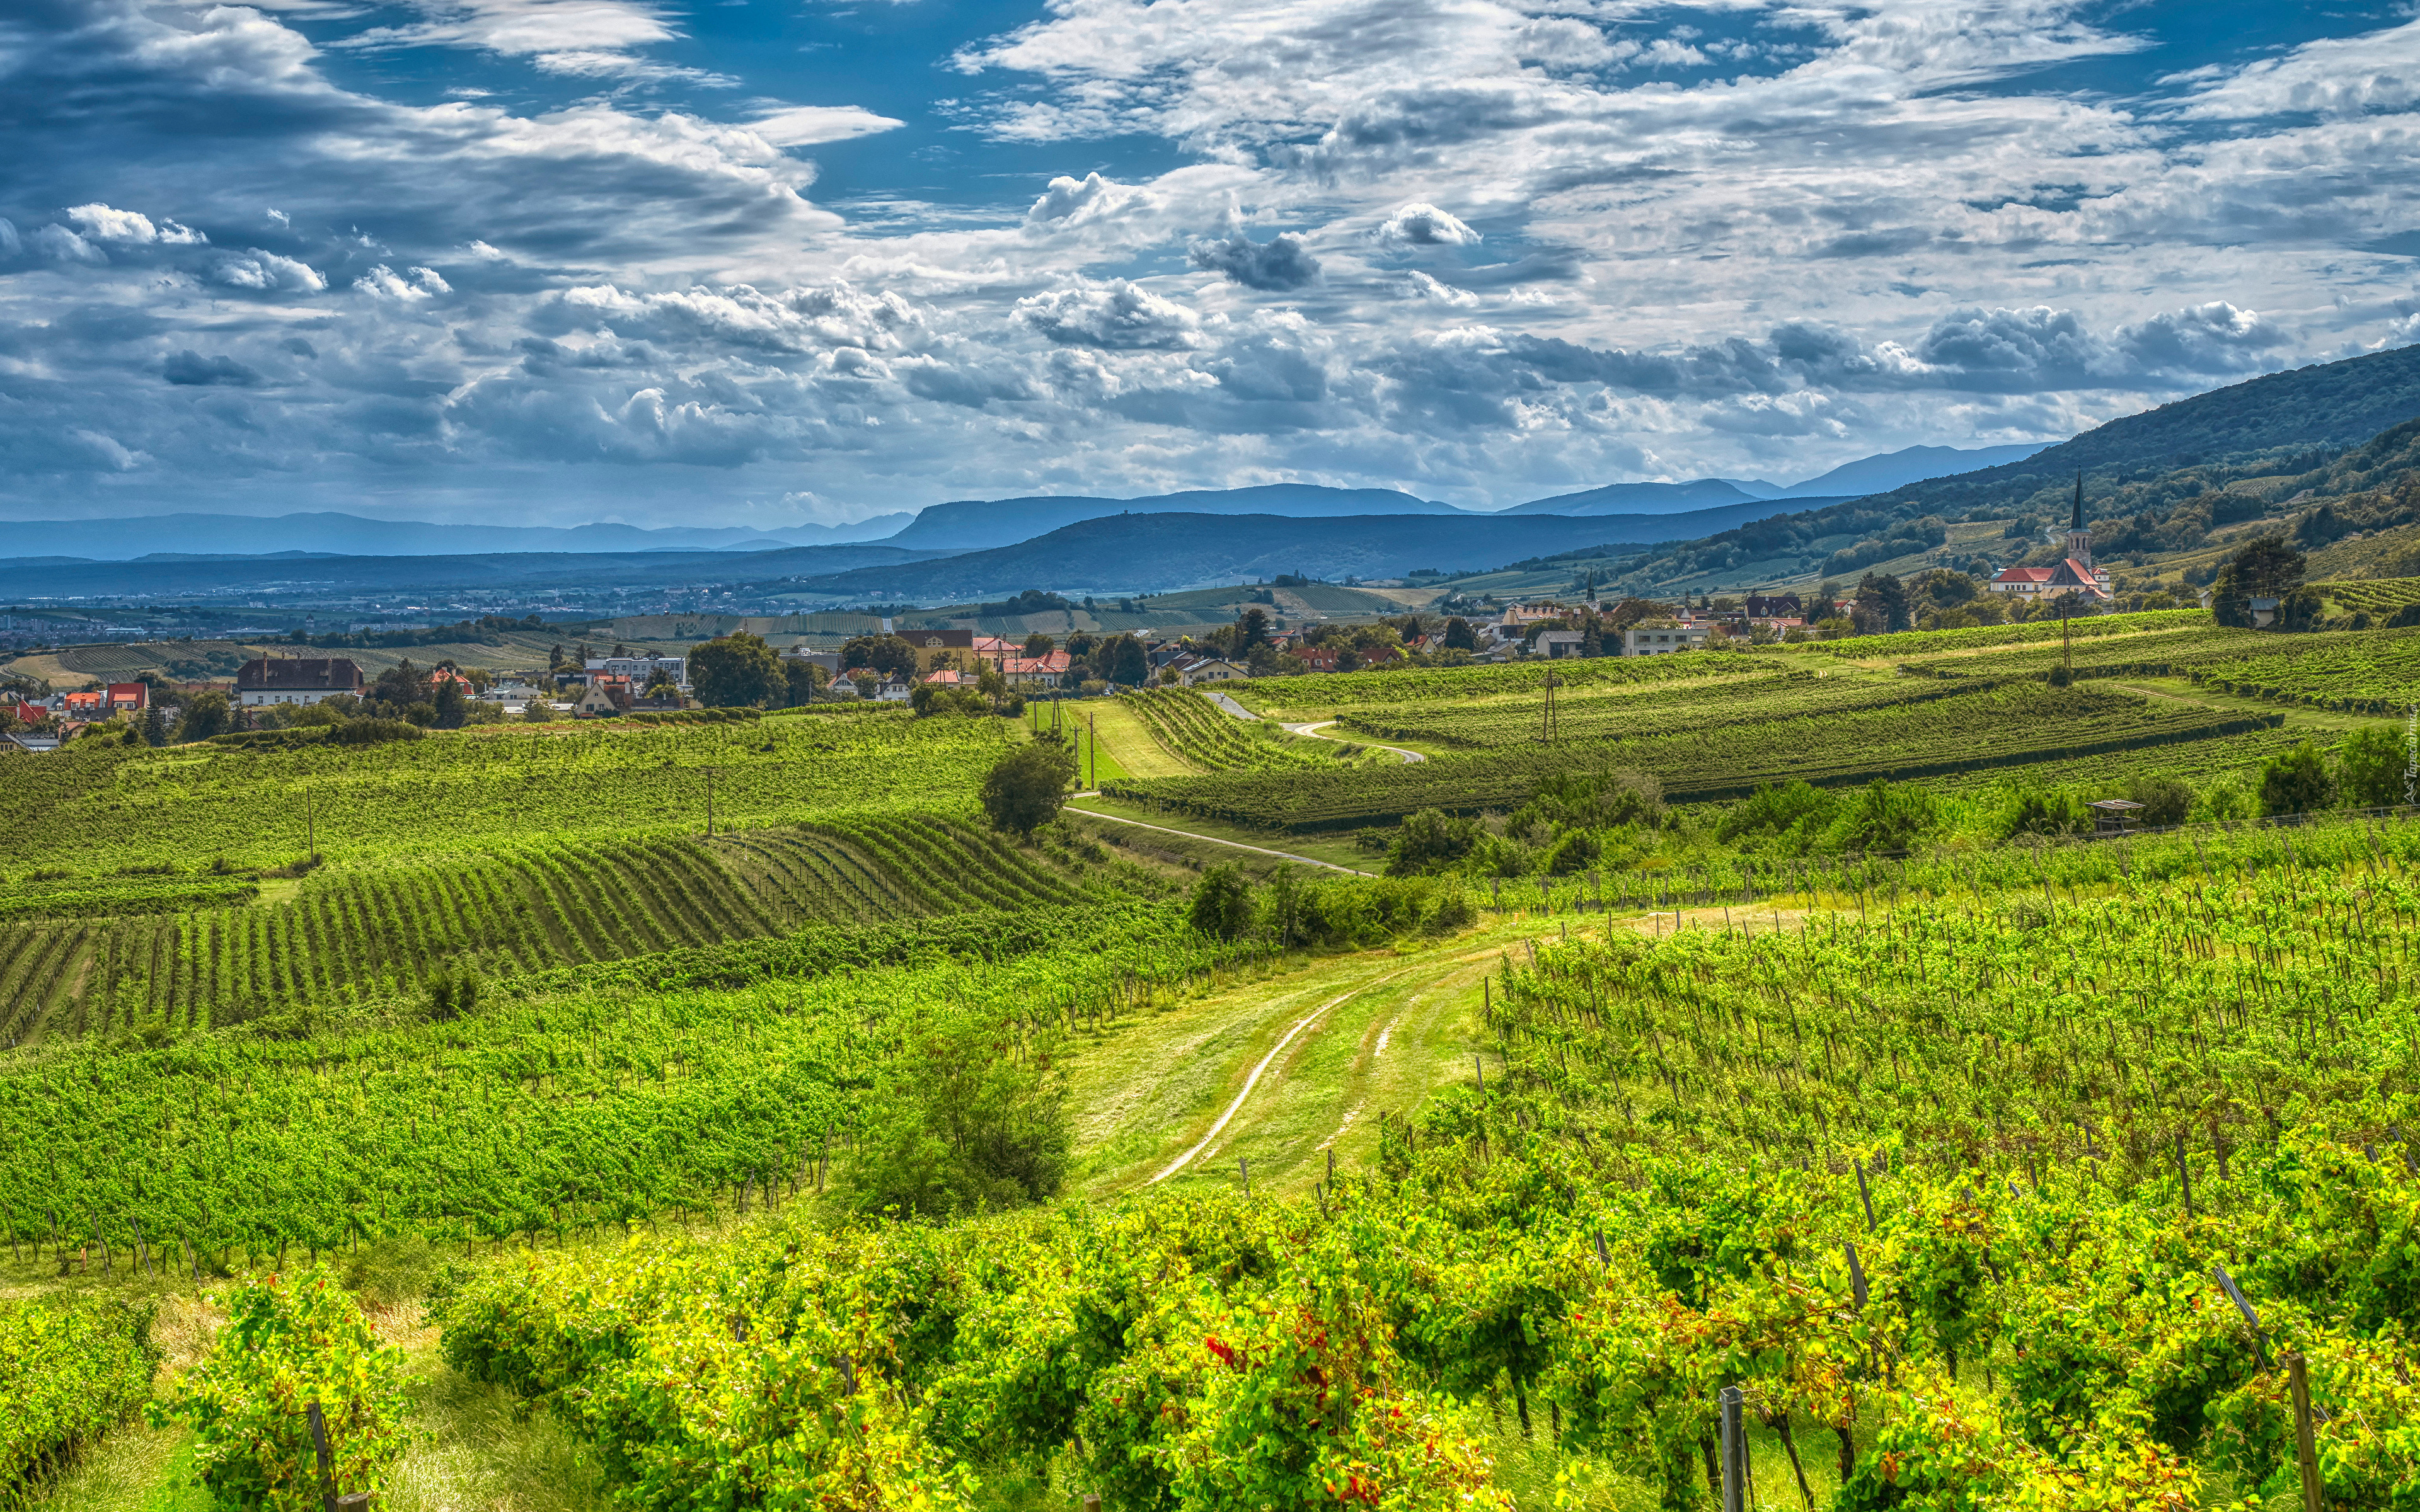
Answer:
top-left (1122, 687), bottom-right (1337, 772)
top-left (0, 817), bottom-right (1093, 1042)
top-left (1113, 682), bottom-right (2285, 831)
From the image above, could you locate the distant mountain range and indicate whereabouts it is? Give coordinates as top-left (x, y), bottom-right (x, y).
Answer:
top-left (0, 541), bottom-right (952, 599)
top-left (0, 444), bottom-right (2060, 566)
top-left (0, 511), bottom-right (914, 563)
top-left (887, 485), bottom-right (1468, 551)
top-left (766, 513), bottom-right (1682, 600)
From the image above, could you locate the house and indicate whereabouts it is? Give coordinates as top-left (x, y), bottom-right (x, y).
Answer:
top-left (575, 681), bottom-right (628, 718)
top-left (785, 649), bottom-right (843, 675)
top-left (107, 683), bottom-right (147, 714)
top-left (583, 654), bottom-right (687, 689)
top-left (1180, 659), bottom-right (1250, 685)
top-left (921, 668), bottom-right (972, 689)
top-left (429, 667), bottom-right (475, 696)
top-left (1744, 593), bottom-right (1802, 619)
top-left (875, 676), bottom-right (913, 703)
top-left (234, 656), bottom-right (366, 707)
top-left (1621, 626), bottom-right (1709, 656)
top-left (62, 690), bottom-right (105, 719)
top-left (1534, 630), bottom-right (1586, 659)
top-left (5, 733), bottom-right (61, 754)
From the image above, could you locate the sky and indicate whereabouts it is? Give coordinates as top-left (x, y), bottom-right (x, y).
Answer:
top-left (2, 0), bottom-right (2418, 527)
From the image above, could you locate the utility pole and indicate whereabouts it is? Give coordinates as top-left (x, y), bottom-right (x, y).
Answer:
top-left (1088, 713), bottom-right (1098, 789)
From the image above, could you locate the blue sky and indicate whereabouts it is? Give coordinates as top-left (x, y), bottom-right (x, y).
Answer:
top-left (2, 0), bottom-right (2417, 526)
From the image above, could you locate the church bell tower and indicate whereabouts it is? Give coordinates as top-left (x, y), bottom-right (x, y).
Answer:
top-left (2064, 472), bottom-right (2093, 569)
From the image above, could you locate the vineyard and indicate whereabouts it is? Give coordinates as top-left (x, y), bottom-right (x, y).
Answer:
top-left (0, 815), bottom-right (1098, 1045)
top-left (1232, 652), bottom-right (1770, 713)
top-left (1770, 607), bottom-right (2211, 660)
top-left (1337, 667), bottom-right (1920, 750)
top-left (1121, 688), bottom-right (1359, 771)
top-left (2316, 578), bottom-right (2420, 613)
top-left (0, 705), bottom-right (1023, 874)
top-left (1112, 682), bottom-right (2285, 830)
top-left (415, 813), bottom-right (2420, 1512)
top-left (0, 905), bottom-right (1290, 1264)
top-left (2186, 627), bottom-right (2420, 713)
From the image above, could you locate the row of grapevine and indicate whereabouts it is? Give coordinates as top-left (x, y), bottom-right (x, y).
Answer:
top-left (2186, 627), bottom-right (2420, 712)
top-left (0, 818), bottom-right (1102, 1041)
top-left (427, 812), bottom-right (2420, 1511)
top-left (1112, 682), bottom-right (2283, 831)
top-left (2316, 577), bottom-right (2420, 613)
top-left (0, 703), bottom-right (1029, 876)
top-left (0, 905), bottom-right (1278, 1261)
top-left (0, 1296), bottom-right (156, 1501)
top-left (1122, 688), bottom-right (1337, 771)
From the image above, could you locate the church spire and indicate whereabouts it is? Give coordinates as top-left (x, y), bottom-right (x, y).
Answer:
top-left (2071, 471), bottom-right (2083, 532)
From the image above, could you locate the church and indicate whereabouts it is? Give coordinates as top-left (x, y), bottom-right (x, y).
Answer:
top-left (1988, 478), bottom-right (2114, 604)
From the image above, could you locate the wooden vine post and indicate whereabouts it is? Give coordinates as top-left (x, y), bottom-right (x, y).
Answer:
top-left (1718, 1384), bottom-right (1746, 1512)
top-left (2286, 1353), bottom-right (2322, 1512)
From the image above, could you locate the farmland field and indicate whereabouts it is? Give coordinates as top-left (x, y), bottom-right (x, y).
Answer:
top-left (15, 614), bottom-right (2420, 1512)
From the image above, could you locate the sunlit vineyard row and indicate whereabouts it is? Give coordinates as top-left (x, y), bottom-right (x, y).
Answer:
top-left (1115, 683), bottom-right (2281, 830)
top-left (1122, 687), bottom-right (1344, 771)
top-left (0, 907), bottom-right (1284, 1262)
top-left (0, 817), bottom-right (1095, 1045)
top-left (0, 706), bottom-right (1024, 874)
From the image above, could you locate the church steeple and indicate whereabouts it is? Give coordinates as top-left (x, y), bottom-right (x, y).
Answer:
top-left (2064, 471), bottom-right (2092, 570)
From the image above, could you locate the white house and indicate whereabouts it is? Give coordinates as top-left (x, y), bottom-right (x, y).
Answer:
top-left (233, 656), bottom-right (366, 707)
top-left (1533, 630), bottom-right (1586, 659)
top-left (583, 655), bottom-right (688, 689)
top-left (1621, 626), bottom-right (1708, 656)
top-left (1180, 659), bottom-right (1250, 685)
top-left (875, 676), bottom-right (914, 703)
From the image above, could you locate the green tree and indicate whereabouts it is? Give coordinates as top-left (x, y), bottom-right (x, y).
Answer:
top-left (430, 677), bottom-right (468, 729)
top-left (981, 736), bottom-right (1078, 835)
top-left (1386, 808), bottom-right (1483, 876)
top-left (1102, 634), bottom-right (1150, 687)
top-left (2124, 774), bottom-right (2195, 827)
top-left (2337, 724), bottom-right (2411, 808)
top-left (176, 689), bottom-right (234, 743)
top-left (1023, 631), bottom-right (1056, 656)
top-left (688, 631), bottom-right (783, 708)
top-left (782, 657), bottom-right (827, 707)
top-left (1443, 616), bottom-right (1478, 651)
top-left (139, 705), bottom-right (170, 747)
top-left (843, 1014), bottom-right (1071, 1217)
top-left (1189, 864), bottom-right (1255, 939)
top-left (1235, 607), bottom-right (1271, 651)
top-left (840, 633), bottom-right (919, 678)
top-left (2211, 536), bottom-right (2308, 628)
top-left (2259, 740), bottom-right (2337, 816)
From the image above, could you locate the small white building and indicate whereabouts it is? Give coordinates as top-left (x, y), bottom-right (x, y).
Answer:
top-left (234, 656), bottom-right (366, 707)
top-left (875, 676), bottom-right (914, 703)
top-left (1621, 626), bottom-right (1708, 656)
top-left (584, 654), bottom-right (688, 689)
top-left (1533, 630), bottom-right (1586, 659)
top-left (1180, 659), bottom-right (1250, 685)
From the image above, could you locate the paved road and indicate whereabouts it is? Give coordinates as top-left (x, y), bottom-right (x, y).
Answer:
top-left (1202, 690), bottom-right (1256, 718)
top-left (1064, 801), bottom-right (1376, 877)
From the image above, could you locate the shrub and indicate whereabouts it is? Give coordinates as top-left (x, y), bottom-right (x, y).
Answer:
top-left (844, 1015), bottom-right (1071, 1218)
top-left (2337, 723), bottom-right (2412, 808)
top-left (2000, 784), bottom-right (2089, 839)
top-left (153, 1267), bottom-right (406, 1512)
top-left (2123, 774), bottom-right (2194, 828)
top-left (981, 737), bottom-right (1079, 836)
top-left (1385, 808), bottom-right (1482, 876)
top-left (0, 1297), bottom-right (157, 1501)
top-left (325, 718), bottom-right (424, 746)
top-left (2259, 740), bottom-right (2337, 816)
top-left (1189, 865), bottom-right (1255, 940)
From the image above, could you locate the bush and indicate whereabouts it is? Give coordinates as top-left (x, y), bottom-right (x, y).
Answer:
top-left (1385, 808), bottom-right (1482, 876)
top-left (1189, 865), bottom-right (1255, 940)
top-left (0, 1297), bottom-right (158, 1499)
top-left (2337, 724), bottom-right (2412, 808)
top-left (981, 736), bottom-right (1079, 836)
top-left (153, 1267), bottom-right (406, 1512)
top-left (2259, 740), bottom-right (2338, 816)
top-left (844, 1015), bottom-right (1071, 1218)
top-left (325, 718), bottom-right (424, 746)
top-left (1829, 779), bottom-right (1939, 852)
top-left (2000, 784), bottom-right (2090, 839)
top-left (2123, 774), bottom-right (2194, 828)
